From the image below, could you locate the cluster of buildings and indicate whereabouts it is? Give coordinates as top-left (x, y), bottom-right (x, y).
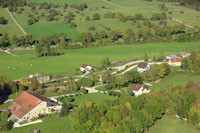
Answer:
top-left (8, 53), bottom-right (191, 123)
top-left (167, 52), bottom-right (191, 66)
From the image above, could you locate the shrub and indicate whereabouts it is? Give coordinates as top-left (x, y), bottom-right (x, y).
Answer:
top-left (77, 78), bottom-right (94, 87)
top-left (92, 13), bottom-right (100, 20)
top-left (0, 17), bottom-right (7, 25)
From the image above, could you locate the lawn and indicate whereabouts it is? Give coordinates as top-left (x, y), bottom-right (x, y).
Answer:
top-left (153, 71), bottom-right (200, 90)
top-left (62, 93), bottom-right (116, 105)
top-left (6, 114), bottom-right (73, 133)
top-left (1, 42), bottom-right (200, 79)
top-left (148, 115), bottom-right (200, 133)
top-left (5, 93), bottom-right (115, 133)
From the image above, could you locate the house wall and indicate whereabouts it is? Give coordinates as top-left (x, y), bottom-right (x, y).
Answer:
top-left (169, 61), bottom-right (181, 66)
top-left (133, 87), bottom-right (150, 97)
top-left (18, 102), bottom-right (62, 122)
top-left (137, 65), bottom-right (150, 73)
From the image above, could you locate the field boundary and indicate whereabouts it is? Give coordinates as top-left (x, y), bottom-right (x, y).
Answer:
top-left (6, 8), bottom-right (27, 35)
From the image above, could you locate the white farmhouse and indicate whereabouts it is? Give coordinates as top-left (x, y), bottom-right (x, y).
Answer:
top-left (29, 73), bottom-right (50, 83)
top-left (80, 64), bottom-right (92, 73)
top-left (8, 91), bottom-right (62, 122)
top-left (132, 84), bottom-right (150, 97)
top-left (137, 62), bottom-right (150, 73)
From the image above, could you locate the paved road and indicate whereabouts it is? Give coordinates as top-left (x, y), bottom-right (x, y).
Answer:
top-left (6, 8), bottom-right (27, 35)
top-left (49, 72), bottom-right (89, 82)
top-left (121, 61), bottom-right (166, 74)
top-left (110, 60), bottom-right (144, 74)
top-left (4, 50), bottom-right (17, 56)
top-left (85, 84), bottom-right (107, 93)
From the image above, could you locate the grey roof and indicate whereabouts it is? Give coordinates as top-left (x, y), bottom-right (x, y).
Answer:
top-left (166, 55), bottom-right (178, 59)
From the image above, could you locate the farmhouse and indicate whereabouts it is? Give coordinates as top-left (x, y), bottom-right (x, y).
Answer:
top-left (166, 55), bottom-right (179, 60)
top-left (8, 91), bottom-right (61, 122)
top-left (80, 64), bottom-right (92, 72)
top-left (29, 73), bottom-right (50, 83)
top-left (169, 58), bottom-right (183, 66)
top-left (180, 52), bottom-right (191, 58)
top-left (132, 84), bottom-right (150, 96)
top-left (137, 62), bottom-right (150, 73)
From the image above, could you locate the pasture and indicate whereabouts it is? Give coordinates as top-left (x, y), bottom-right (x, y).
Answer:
top-left (1, 42), bottom-right (200, 79)
top-left (148, 115), bottom-right (200, 133)
top-left (153, 70), bottom-right (200, 91)
top-left (1, 0), bottom-right (200, 39)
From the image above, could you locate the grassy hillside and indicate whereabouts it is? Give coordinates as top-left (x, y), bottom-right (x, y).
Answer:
top-left (1, 0), bottom-right (200, 39)
top-left (0, 8), bottom-right (24, 36)
top-left (1, 42), bottom-right (200, 79)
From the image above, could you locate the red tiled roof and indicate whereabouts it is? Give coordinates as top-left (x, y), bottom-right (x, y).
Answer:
top-left (9, 91), bottom-right (60, 119)
top-left (180, 52), bottom-right (185, 56)
top-left (132, 84), bottom-right (142, 91)
top-left (81, 64), bottom-right (88, 68)
top-left (170, 58), bottom-right (183, 63)
top-left (138, 62), bottom-right (147, 69)
top-left (9, 91), bottom-right (41, 118)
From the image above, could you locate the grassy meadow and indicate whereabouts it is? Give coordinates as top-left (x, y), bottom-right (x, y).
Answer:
top-left (148, 115), bottom-right (200, 133)
top-left (62, 93), bottom-right (116, 105)
top-left (1, 42), bottom-right (200, 79)
top-left (153, 71), bottom-right (200, 91)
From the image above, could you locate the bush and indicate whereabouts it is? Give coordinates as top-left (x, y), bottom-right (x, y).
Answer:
top-left (89, 26), bottom-right (96, 31)
top-left (92, 13), bottom-right (100, 20)
top-left (70, 22), bottom-right (77, 28)
top-left (77, 78), bottom-right (94, 87)
top-left (0, 17), bottom-right (7, 25)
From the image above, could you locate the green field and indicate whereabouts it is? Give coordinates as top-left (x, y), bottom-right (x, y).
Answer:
top-left (148, 115), bottom-right (200, 133)
top-left (153, 71), bottom-right (200, 90)
top-left (6, 115), bottom-right (73, 133)
top-left (62, 93), bottom-right (116, 105)
top-left (5, 93), bottom-right (115, 133)
top-left (1, 0), bottom-right (200, 39)
top-left (1, 42), bottom-right (200, 79)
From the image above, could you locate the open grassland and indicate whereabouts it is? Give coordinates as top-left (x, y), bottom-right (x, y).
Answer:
top-left (6, 93), bottom-right (115, 133)
top-left (1, 0), bottom-right (200, 39)
top-left (153, 71), bottom-right (200, 91)
top-left (1, 42), bottom-right (200, 79)
top-left (148, 115), bottom-right (200, 133)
